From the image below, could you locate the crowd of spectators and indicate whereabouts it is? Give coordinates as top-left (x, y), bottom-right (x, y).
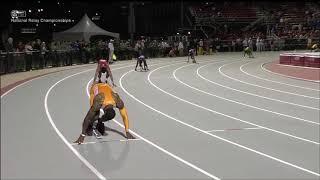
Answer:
top-left (1, 26), bottom-right (319, 74)
top-left (191, 2), bottom-right (320, 40)
top-left (2, 29), bottom-right (319, 73)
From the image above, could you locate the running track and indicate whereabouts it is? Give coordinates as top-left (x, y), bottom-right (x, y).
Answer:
top-left (1, 52), bottom-right (319, 179)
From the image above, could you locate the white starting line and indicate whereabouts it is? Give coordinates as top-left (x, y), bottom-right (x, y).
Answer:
top-left (71, 138), bottom-right (142, 146)
top-left (206, 127), bottom-right (263, 133)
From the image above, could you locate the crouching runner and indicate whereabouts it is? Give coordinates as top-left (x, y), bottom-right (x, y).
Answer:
top-left (74, 82), bottom-right (134, 144)
top-left (187, 48), bottom-right (197, 63)
top-left (243, 47), bottom-right (254, 58)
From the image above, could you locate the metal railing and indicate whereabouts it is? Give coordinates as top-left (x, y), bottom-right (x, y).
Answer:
top-left (0, 49), bottom-right (93, 74)
top-left (1, 38), bottom-right (318, 74)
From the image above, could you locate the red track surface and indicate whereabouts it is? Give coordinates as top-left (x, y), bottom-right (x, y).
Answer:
top-left (264, 61), bottom-right (320, 82)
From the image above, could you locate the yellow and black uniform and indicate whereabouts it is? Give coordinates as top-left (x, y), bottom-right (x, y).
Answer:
top-left (74, 83), bottom-right (133, 144)
top-left (244, 47), bottom-right (254, 58)
top-left (90, 83), bottom-right (129, 131)
top-left (312, 44), bottom-right (319, 52)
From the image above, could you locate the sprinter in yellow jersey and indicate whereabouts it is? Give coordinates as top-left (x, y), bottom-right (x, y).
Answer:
top-left (74, 82), bottom-right (134, 144)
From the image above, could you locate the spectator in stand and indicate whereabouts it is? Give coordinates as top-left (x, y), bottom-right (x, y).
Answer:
top-left (178, 41), bottom-right (184, 56)
top-left (174, 41), bottom-right (179, 49)
top-left (236, 37), bottom-right (242, 51)
top-left (168, 47), bottom-right (176, 57)
top-left (141, 39), bottom-right (145, 49)
top-left (248, 38), bottom-right (253, 51)
top-left (231, 40), bottom-right (236, 52)
top-left (186, 39), bottom-right (190, 50)
top-left (203, 39), bottom-right (209, 55)
top-left (15, 41), bottom-right (25, 71)
top-left (256, 37), bottom-right (261, 52)
top-left (199, 39), bottom-right (204, 55)
top-left (16, 41), bottom-right (24, 52)
top-left (108, 39), bottom-right (115, 63)
top-left (51, 41), bottom-right (59, 67)
top-left (25, 42), bottom-right (33, 71)
top-left (209, 39), bottom-right (214, 54)
top-left (65, 41), bottom-right (73, 66)
top-left (79, 40), bottom-right (86, 64)
top-left (40, 42), bottom-right (47, 68)
top-left (261, 38), bottom-right (265, 51)
top-left (97, 40), bottom-right (104, 59)
top-left (242, 38), bottom-right (248, 48)
top-left (270, 39), bottom-right (275, 51)
top-left (4, 37), bottom-right (14, 73)
top-left (101, 41), bottom-right (109, 62)
top-left (33, 39), bottom-right (41, 69)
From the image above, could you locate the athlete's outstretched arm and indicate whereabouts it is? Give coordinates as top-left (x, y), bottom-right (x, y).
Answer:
top-left (106, 64), bottom-right (116, 86)
top-left (112, 92), bottom-right (134, 139)
top-left (74, 94), bottom-right (104, 144)
top-left (81, 107), bottom-right (99, 135)
top-left (74, 107), bottom-right (98, 144)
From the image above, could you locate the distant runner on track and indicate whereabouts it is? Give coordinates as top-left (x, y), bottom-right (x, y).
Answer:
top-left (93, 58), bottom-right (116, 87)
top-left (187, 48), bottom-right (197, 63)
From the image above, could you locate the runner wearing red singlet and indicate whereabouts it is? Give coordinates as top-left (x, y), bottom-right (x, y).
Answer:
top-left (93, 59), bottom-right (116, 87)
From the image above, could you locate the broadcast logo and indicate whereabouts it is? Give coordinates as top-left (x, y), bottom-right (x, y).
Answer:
top-left (11, 10), bottom-right (26, 19)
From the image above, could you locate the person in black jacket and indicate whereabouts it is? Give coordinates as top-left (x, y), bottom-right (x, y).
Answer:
top-left (4, 37), bottom-right (14, 73)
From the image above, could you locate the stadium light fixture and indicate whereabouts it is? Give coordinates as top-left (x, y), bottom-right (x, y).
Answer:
top-left (68, 10), bottom-right (71, 13)
top-left (38, 9), bottom-right (40, 12)
top-left (188, 31), bottom-right (191, 35)
top-left (40, 9), bottom-right (43, 11)
top-left (177, 32), bottom-right (180, 35)
top-left (96, 13), bottom-right (98, 15)
top-left (29, 9), bottom-right (32, 13)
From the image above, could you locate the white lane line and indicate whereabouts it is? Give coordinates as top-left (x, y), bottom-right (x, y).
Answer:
top-left (219, 62), bottom-right (319, 99)
top-left (0, 58), bottom-right (178, 99)
top-left (71, 139), bottom-right (142, 145)
top-left (44, 68), bottom-right (106, 180)
top-left (43, 62), bottom-right (160, 180)
top-left (150, 64), bottom-right (319, 145)
top-left (113, 120), bottom-right (220, 180)
top-left (198, 63), bottom-right (320, 110)
top-left (240, 61), bottom-right (320, 91)
top-left (261, 63), bottom-right (320, 83)
top-left (2, 60), bottom-right (187, 179)
top-left (120, 63), bottom-right (320, 177)
top-left (206, 127), bottom-right (263, 132)
top-left (85, 68), bottom-right (221, 180)
top-left (0, 61), bottom-right (135, 99)
top-left (173, 64), bottom-right (319, 125)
